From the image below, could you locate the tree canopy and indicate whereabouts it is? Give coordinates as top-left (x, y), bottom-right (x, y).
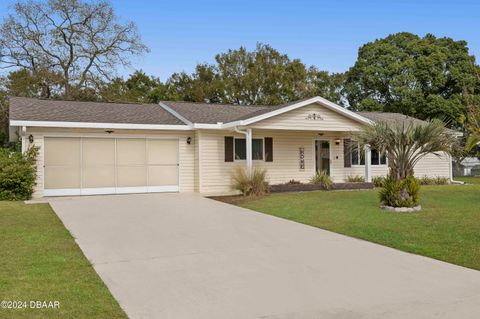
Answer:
top-left (0, 0), bottom-right (148, 99)
top-left (1, 2), bottom-right (479, 149)
top-left (162, 43), bottom-right (343, 106)
top-left (344, 32), bottom-right (479, 128)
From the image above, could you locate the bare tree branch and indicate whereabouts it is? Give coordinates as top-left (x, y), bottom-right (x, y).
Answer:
top-left (0, 0), bottom-right (148, 98)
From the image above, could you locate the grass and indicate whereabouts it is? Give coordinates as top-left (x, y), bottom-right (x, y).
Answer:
top-left (233, 180), bottom-right (480, 270)
top-left (455, 176), bottom-right (480, 184)
top-left (0, 201), bottom-right (127, 319)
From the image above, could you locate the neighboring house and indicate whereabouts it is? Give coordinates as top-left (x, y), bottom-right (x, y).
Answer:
top-left (454, 157), bottom-right (480, 176)
top-left (9, 96), bottom-right (453, 198)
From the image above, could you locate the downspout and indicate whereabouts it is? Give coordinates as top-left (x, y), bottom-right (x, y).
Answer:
top-left (449, 154), bottom-right (464, 184)
top-left (234, 126), bottom-right (252, 176)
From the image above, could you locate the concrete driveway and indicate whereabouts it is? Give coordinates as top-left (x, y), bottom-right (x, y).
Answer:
top-left (49, 193), bottom-right (480, 319)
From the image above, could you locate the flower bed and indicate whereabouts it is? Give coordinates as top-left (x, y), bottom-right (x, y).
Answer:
top-left (269, 182), bottom-right (374, 193)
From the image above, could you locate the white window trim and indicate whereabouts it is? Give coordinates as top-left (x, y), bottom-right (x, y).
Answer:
top-left (350, 141), bottom-right (388, 166)
top-left (233, 137), bottom-right (265, 161)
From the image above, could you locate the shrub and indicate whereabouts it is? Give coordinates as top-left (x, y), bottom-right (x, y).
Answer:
top-left (231, 166), bottom-right (269, 196)
top-left (346, 175), bottom-right (365, 183)
top-left (285, 179), bottom-right (301, 185)
top-left (372, 176), bottom-right (386, 187)
top-left (310, 170), bottom-right (333, 189)
top-left (417, 176), bottom-right (449, 185)
top-left (0, 147), bottom-right (38, 200)
top-left (379, 175), bottom-right (420, 208)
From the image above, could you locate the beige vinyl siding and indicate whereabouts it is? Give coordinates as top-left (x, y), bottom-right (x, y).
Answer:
top-left (30, 135), bottom-right (45, 198)
top-left (197, 129), bottom-right (386, 193)
top-left (251, 103), bottom-right (364, 131)
top-left (194, 130), bottom-right (201, 192)
top-left (414, 152), bottom-right (451, 178)
top-left (25, 127), bottom-right (195, 197)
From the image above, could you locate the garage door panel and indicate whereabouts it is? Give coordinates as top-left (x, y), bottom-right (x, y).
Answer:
top-left (148, 166), bottom-right (178, 186)
top-left (45, 137), bottom-right (80, 166)
top-left (44, 137), bottom-right (81, 189)
top-left (83, 166), bottom-right (115, 188)
top-left (82, 138), bottom-right (115, 166)
top-left (117, 166), bottom-right (147, 187)
top-left (147, 139), bottom-right (178, 165)
top-left (44, 137), bottom-right (179, 195)
top-left (117, 139), bottom-right (146, 165)
top-left (44, 166), bottom-right (80, 189)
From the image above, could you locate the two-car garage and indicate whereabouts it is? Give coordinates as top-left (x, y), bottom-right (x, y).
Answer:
top-left (44, 137), bottom-right (179, 196)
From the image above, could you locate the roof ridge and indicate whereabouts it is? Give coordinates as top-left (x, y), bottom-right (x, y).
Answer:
top-left (161, 100), bottom-right (270, 108)
top-left (10, 96), bottom-right (158, 106)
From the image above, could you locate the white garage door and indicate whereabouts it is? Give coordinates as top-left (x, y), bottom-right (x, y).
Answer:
top-left (44, 137), bottom-right (179, 196)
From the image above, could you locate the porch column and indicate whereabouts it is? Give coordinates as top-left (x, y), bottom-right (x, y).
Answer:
top-left (246, 128), bottom-right (253, 176)
top-left (364, 144), bottom-right (372, 182)
top-left (20, 126), bottom-right (27, 153)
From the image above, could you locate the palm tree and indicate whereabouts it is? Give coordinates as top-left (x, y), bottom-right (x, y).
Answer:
top-left (357, 118), bottom-right (457, 182)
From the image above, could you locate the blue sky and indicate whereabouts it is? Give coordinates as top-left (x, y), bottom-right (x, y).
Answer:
top-left (1, 0), bottom-right (479, 80)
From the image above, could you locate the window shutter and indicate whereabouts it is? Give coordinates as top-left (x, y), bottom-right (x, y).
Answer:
top-left (265, 137), bottom-right (273, 162)
top-left (344, 138), bottom-right (351, 167)
top-left (224, 136), bottom-right (234, 162)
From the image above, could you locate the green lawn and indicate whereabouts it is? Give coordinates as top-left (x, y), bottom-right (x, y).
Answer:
top-left (0, 202), bottom-right (127, 319)
top-left (455, 176), bottom-right (480, 184)
top-left (236, 182), bottom-right (480, 270)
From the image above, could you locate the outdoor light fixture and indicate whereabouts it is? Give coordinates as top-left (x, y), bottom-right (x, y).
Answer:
top-left (105, 130), bottom-right (114, 134)
top-left (186, 137), bottom-right (192, 144)
top-left (318, 132), bottom-right (324, 136)
top-left (28, 134), bottom-right (34, 143)
top-left (335, 138), bottom-right (341, 145)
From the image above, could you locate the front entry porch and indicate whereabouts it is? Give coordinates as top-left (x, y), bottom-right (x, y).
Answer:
top-left (236, 128), bottom-right (376, 183)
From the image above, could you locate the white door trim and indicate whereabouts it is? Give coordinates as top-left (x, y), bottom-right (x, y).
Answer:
top-left (312, 138), bottom-right (332, 176)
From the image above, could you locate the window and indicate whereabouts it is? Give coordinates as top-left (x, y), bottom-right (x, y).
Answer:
top-left (234, 139), bottom-right (246, 160)
top-left (351, 142), bottom-right (365, 165)
top-left (351, 141), bottom-right (386, 166)
top-left (252, 139), bottom-right (264, 160)
top-left (234, 138), bottom-right (263, 160)
top-left (371, 149), bottom-right (387, 165)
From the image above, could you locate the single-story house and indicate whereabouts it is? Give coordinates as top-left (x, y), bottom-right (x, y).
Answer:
top-left (454, 157), bottom-right (480, 176)
top-left (9, 96), bottom-right (453, 198)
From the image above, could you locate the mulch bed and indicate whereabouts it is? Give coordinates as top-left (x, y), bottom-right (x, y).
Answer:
top-left (209, 182), bottom-right (374, 205)
top-left (269, 182), bottom-right (374, 193)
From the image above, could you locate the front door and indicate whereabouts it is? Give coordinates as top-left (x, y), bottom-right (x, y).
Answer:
top-left (315, 140), bottom-right (330, 175)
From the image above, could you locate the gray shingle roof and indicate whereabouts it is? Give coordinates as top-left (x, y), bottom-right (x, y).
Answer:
top-left (160, 97), bottom-right (314, 124)
top-left (9, 97), bottom-right (184, 125)
top-left (160, 101), bottom-right (270, 124)
top-left (356, 112), bottom-right (426, 126)
top-left (9, 97), bottom-right (437, 130)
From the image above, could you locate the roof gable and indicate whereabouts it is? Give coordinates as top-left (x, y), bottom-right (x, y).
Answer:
top-left (160, 97), bottom-right (372, 128)
top-left (250, 102), bottom-right (365, 131)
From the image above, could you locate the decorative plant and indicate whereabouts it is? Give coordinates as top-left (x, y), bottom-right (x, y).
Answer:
top-left (379, 175), bottom-right (420, 208)
top-left (372, 176), bottom-right (386, 187)
top-left (358, 119), bottom-right (456, 182)
top-left (285, 179), bottom-right (301, 185)
top-left (310, 170), bottom-right (333, 189)
top-left (417, 176), bottom-right (449, 185)
top-left (231, 166), bottom-right (269, 197)
top-left (346, 175), bottom-right (365, 183)
top-left (357, 119), bottom-right (456, 207)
